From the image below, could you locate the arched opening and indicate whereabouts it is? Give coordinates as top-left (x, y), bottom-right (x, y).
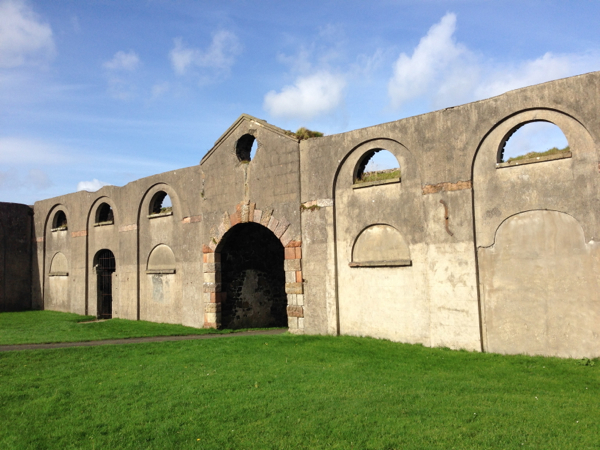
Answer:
top-left (236, 134), bottom-right (258, 162)
top-left (498, 121), bottom-right (570, 164)
top-left (149, 191), bottom-right (172, 216)
top-left (52, 210), bottom-right (68, 230)
top-left (218, 222), bottom-right (287, 329)
top-left (96, 203), bottom-right (114, 224)
top-left (354, 149), bottom-right (400, 184)
top-left (94, 249), bottom-right (115, 319)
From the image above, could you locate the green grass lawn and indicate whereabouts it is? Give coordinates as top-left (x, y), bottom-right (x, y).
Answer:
top-left (1, 331), bottom-right (598, 449)
top-left (0, 311), bottom-right (241, 345)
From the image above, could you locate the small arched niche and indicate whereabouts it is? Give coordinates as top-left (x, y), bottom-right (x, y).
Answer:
top-left (353, 149), bottom-right (401, 187)
top-left (236, 134), bottom-right (258, 162)
top-left (49, 252), bottom-right (68, 276)
top-left (146, 244), bottom-right (176, 274)
top-left (497, 121), bottom-right (571, 167)
top-left (95, 202), bottom-right (114, 225)
top-left (52, 210), bottom-right (68, 231)
top-left (148, 191), bottom-right (173, 217)
top-left (350, 224), bottom-right (411, 267)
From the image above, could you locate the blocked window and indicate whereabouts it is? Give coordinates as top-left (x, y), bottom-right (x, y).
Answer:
top-left (236, 134), bottom-right (258, 162)
top-left (49, 252), bottom-right (68, 276)
top-left (149, 191), bottom-right (172, 216)
top-left (96, 203), bottom-right (114, 224)
top-left (350, 224), bottom-right (411, 267)
top-left (354, 149), bottom-right (400, 185)
top-left (497, 121), bottom-right (570, 166)
top-left (146, 244), bottom-right (176, 274)
top-left (52, 210), bottom-right (68, 231)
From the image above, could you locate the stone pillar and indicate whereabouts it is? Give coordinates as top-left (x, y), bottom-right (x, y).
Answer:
top-left (284, 241), bottom-right (304, 334)
top-left (203, 248), bottom-right (225, 328)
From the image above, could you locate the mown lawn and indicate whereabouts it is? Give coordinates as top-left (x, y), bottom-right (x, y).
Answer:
top-left (1, 331), bottom-right (598, 449)
top-left (0, 311), bottom-right (242, 345)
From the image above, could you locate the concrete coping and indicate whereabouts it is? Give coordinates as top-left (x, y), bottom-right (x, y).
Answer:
top-left (349, 259), bottom-right (412, 268)
top-left (496, 151), bottom-right (572, 169)
top-left (51, 227), bottom-right (68, 232)
top-left (49, 271), bottom-right (69, 277)
top-left (147, 211), bottom-right (173, 219)
top-left (145, 269), bottom-right (176, 274)
top-left (352, 177), bottom-right (401, 190)
top-left (94, 221), bottom-right (114, 227)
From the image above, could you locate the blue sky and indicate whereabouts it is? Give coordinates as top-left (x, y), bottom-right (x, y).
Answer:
top-left (1, 0), bottom-right (599, 205)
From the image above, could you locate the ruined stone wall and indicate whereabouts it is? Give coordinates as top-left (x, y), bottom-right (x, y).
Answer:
top-left (20, 71), bottom-right (600, 358)
top-left (0, 202), bottom-right (33, 311)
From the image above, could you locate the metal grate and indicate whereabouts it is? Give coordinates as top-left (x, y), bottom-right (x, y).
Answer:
top-left (96, 249), bottom-right (115, 319)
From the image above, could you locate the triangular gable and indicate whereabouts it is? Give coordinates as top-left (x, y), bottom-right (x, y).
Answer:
top-left (200, 114), bottom-right (298, 164)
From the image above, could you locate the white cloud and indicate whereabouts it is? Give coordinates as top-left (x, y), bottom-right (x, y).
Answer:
top-left (103, 50), bottom-right (140, 71)
top-left (77, 179), bottom-right (111, 192)
top-left (263, 71), bottom-right (346, 121)
top-left (388, 13), bottom-right (600, 112)
top-left (388, 13), bottom-right (471, 109)
top-left (169, 30), bottom-right (242, 80)
top-left (474, 52), bottom-right (597, 100)
top-left (0, 0), bottom-right (55, 68)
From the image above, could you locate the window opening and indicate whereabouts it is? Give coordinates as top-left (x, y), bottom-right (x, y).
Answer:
top-left (236, 134), bottom-right (257, 162)
top-left (52, 210), bottom-right (68, 231)
top-left (96, 203), bottom-right (114, 224)
top-left (149, 191), bottom-right (172, 216)
top-left (354, 149), bottom-right (400, 185)
top-left (95, 249), bottom-right (115, 319)
top-left (498, 121), bottom-right (570, 164)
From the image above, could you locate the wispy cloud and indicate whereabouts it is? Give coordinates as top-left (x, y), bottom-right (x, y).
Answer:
top-left (103, 50), bottom-right (140, 71)
top-left (103, 50), bottom-right (141, 100)
top-left (388, 13), bottom-right (600, 112)
top-left (151, 81), bottom-right (170, 99)
top-left (0, 0), bottom-right (55, 68)
top-left (264, 72), bottom-right (346, 121)
top-left (0, 137), bottom-right (72, 164)
top-left (169, 30), bottom-right (242, 83)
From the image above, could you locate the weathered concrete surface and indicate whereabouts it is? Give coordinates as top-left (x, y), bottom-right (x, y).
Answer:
top-left (0, 202), bottom-right (33, 311)
top-left (478, 211), bottom-right (600, 358)
top-left (15, 72), bottom-right (600, 358)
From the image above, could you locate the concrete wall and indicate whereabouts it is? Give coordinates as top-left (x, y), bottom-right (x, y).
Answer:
top-left (0, 202), bottom-right (33, 311)
top-left (20, 71), bottom-right (600, 358)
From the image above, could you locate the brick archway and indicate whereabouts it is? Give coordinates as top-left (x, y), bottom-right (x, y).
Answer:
top-left (203, 201), bottom-right (304, 333)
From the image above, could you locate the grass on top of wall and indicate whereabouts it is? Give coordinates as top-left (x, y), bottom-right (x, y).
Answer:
top-left (504, 146), bottom-right (571, 163)
top-left (1, 334), bottom-right (598, 449)
top-left (355, 168), bottom-right (401, 184)
top-left (0, 311), bottom-right (242, 345)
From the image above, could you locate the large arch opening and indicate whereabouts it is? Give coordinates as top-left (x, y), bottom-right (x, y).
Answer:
top-left (94, 249), bottom-right (115, 319)
top-left (218, 222), bottom-right (287, 329)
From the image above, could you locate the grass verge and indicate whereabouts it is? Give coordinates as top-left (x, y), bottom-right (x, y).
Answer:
top-left (1, 334), bottom-right (598, 449)
top-left (0, 311), bottom-right (269, 345)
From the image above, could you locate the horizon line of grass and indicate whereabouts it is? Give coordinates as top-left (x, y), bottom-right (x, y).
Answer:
top-left (0, 310), bottom-right (282, 346)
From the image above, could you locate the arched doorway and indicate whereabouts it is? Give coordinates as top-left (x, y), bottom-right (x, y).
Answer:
top-left (95, 249), bottom-right (115, 319)
top-left (218, 222), bottom-right (287, 329)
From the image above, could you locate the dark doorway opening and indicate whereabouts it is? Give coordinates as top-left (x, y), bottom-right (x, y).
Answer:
top-left (95, 249), bottom-right (115, 319)
top-left (219, 222), bottom-right (287, 329)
